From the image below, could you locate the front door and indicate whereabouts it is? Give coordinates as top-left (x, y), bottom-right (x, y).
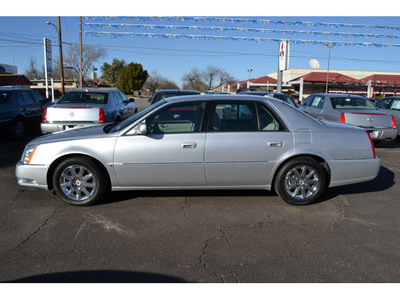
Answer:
top-left (113, 101), bottom-right (207, 188)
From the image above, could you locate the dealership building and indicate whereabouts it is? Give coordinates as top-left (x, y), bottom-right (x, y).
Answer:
top-left (222, 68), bottom-right (400, 100)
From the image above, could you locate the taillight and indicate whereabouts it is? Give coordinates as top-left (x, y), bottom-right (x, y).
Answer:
top-left (99, 108), bottom-right (105, 123)
top-left (42, 108), bottom-right (47, 123)
top-left (365, 130), bottom-right (376, 159)
top-left (391, 115), bottom-right (397, 129)
top-left (339, 113), bottom-right (346, 123)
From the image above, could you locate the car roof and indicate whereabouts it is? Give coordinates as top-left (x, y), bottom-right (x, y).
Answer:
top-left (161, 94), bottom-right (278, 104)
top-left (155, 90), bottom-right (200, 94)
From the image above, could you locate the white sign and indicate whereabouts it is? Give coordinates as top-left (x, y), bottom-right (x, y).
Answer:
top-left (279, 40), bottom-right (290, 71)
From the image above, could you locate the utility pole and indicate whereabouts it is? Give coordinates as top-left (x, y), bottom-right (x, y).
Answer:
top-left (324, 42), bottom-right (335, 93)
top-left (79, 16), bottom-right (83, 89)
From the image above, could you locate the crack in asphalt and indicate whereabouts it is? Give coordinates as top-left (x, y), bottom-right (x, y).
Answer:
top-left (182, 197), bottom-right (285, 282)
top-left (330, 193), bottom-right (350, 231)
top-left (7, 206), bottom-right (63, 253)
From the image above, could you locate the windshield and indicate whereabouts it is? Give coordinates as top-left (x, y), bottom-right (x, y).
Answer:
top-left (109, 100), bottom-right (166, 133)
top-left (0, 91), bottom-right (12, 105)
top-left (330, 97), bottom-right (376, 110)
top-left (58, 92), bottom-right (109, 104)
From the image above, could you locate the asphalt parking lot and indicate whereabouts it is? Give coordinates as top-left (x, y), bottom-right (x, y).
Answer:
top-left (0, 98), bottom-right (399, 283)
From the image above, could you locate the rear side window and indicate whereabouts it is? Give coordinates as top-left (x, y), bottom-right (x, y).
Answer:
top-left (0, 91), bottom-right (12, 105)
top-left (213, 102), bottom-right (258, 131)
top-left (391, 99), bottom-right (400, 110)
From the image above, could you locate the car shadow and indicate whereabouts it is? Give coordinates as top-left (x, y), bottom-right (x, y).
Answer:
top-left (98, 166), bottom-right (394, 206)
top-left (317, 165), bottom-right (395, 204)
top-left (7, 270), bottom-right (188, 283)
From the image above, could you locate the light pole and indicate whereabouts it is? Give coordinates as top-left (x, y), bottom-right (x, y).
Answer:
top-left (247, 68), bottom-right (253, 79)
top-left (324, 42), bottom-right (335, 93)
top-left (47, 17), bottom-right (65, 96)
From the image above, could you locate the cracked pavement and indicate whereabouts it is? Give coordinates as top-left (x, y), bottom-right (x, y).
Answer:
top-left (1, 100), bottom-right (400, 283)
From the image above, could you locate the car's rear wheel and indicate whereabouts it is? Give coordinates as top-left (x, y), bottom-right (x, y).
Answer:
top-left (11, 117), bottom-right (25, 140)
top-left (274, 157), bottom-right (326, 205)
top-left (53, 157), bottom-right (107, 206)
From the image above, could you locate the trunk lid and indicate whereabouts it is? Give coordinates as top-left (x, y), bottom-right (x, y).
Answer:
top-left (45, 104), bottom-right (101, 122)
top-left (342, 110), bottom-right (393, 128)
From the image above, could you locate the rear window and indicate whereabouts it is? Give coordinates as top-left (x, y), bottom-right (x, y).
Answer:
top-left (0, 91), bottom-right (12, 105)
top-left (330, 97), bottom-right (376, 110)
top-left (58, 92), bottom-right (109, 104)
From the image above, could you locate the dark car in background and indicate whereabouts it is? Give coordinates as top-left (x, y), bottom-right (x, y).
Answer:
top-left (149, 90), bottom-right (200, 105)
top-left (0, 87), bottom-right (52, 139)
top-left (237, 91), bottom-right (298, 108)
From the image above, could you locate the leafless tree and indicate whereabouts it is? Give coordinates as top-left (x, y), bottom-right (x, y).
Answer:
top-left (181, 67), bottom-right (207, 92)
top-left (202, 65), bottom-right (238, 90)
top-left (24, 56), bottom-right (44, 80)
top-left (53, 43), bottom-right (107, 82)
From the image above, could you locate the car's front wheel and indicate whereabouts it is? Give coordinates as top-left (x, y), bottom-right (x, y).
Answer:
top-left (274, 157), bottom-right (327, 205)
top-left (52, 157), bottom-right (107, 206)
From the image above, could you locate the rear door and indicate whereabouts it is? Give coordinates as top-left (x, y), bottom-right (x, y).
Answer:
top-left (17, 90), bottom-right (43, 123)
top-left (204, 100), bottom-right (293, 187)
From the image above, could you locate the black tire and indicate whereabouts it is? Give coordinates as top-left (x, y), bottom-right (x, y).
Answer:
top-left (52, 157), bottom-right (107, 206)
top-left (274, 157), bottom-right (327, 205)
top-left (11, 117), bottom-right (25, 140)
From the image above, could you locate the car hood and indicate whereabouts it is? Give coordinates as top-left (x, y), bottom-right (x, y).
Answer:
top-left (29, 124), bottom-right (116, 145)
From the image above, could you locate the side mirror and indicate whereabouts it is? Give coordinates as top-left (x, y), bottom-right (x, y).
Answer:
top-left (128, 98), bottom-right (135, 103)
top-left (136, 122), bottom-right (147, 135)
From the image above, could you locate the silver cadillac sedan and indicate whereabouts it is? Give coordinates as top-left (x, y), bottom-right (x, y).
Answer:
top-left (302, 93), bottom-right (398, 141)
top-left (16, 95), bottom-right (380, 206)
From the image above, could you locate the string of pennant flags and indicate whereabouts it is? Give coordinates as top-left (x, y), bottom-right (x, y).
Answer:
top-left (83, 16), bottom-right (400, 48)
top-left (83, 22), bottom-right (400, 40)
top-left (84, 16), bottom-right (400, 31)
top-left (84, 31), bottom-right (400, 48)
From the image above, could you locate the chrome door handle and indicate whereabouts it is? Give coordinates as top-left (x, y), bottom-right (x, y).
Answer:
top-left (181, 142), bottom-right (197, 149)
top-left (267, 142), bottom-right (283, 147)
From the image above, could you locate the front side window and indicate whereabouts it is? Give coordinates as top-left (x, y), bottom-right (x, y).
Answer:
top-left (376, 98), bottom-right (392, 109)
top-left (146, 102), bottom-right (205, 134)
top-left (18, 91), bottom-right (36, 105)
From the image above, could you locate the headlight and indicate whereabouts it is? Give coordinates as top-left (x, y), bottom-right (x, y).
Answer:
top-left (21, 144), bottom-right (38, 164)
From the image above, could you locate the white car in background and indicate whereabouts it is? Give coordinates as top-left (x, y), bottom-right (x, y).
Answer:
top-left (41, 89), bottom-right (137, 134)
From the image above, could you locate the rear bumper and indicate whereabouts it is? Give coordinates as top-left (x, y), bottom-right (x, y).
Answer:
top-left (329, 157), bottom-right (381, 187)
top-left (41, 122), bottom-right (102, 134)
top-left (364, 128), bottom-right (398, 141)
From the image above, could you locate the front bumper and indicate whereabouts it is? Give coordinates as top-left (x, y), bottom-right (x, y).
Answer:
top-left (15, 162), bottom-right (49, 190)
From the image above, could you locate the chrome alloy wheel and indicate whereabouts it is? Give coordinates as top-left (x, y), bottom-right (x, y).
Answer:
top-left (284, 165), bottom-right (320, 200)
top-left (60, 165), bottom-right (96, 201)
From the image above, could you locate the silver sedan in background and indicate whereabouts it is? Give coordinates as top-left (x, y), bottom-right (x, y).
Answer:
top-left (16, 95), bottom-right (380, 206)
top-left (376, 96), bottom-right (400, 134)
top-left (302, 93), bottom-right (398, 141)
top-left (41, 89), bottom-right (137, 134)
